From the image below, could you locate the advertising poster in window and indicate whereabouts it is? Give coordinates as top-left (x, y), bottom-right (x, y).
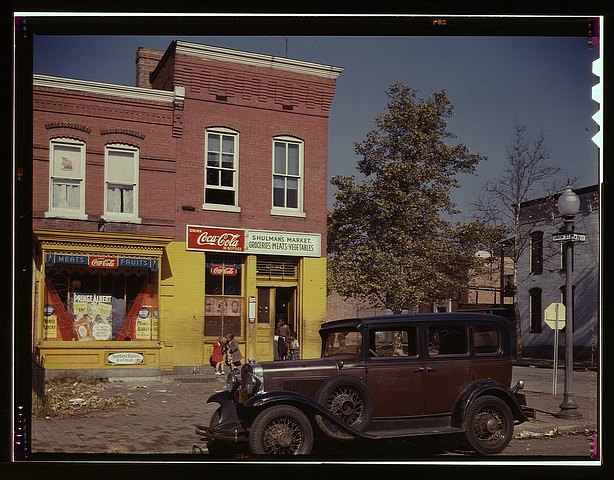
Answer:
top-left (72, 293), bottom-right (113, 341)
top-left (136, 307), bottom-right (151, 340)
top-left (206, 296), bottom-right (242, 317)
top-left (43, 304), bottom-right (58, 340)
top-left (136, 302), bottom-right (158, 341)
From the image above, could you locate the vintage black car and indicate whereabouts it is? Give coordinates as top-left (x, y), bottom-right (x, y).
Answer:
top-left (196, 313), bottom-right (533, 456)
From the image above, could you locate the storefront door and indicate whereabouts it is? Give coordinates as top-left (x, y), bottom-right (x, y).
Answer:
top-left (256, 288), bottom-right (275, 360)
top-left (255, 287), bottom-right (296, 361)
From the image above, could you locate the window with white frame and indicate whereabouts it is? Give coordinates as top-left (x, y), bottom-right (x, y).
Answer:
top-left (47, 138), bottom-right (86, 218)
top-left (272, 137), bottom-right (304, 215)
top-left (104, 144), bottom-right (140, 221)
top-left (204, 128), bottom-right (239, 210)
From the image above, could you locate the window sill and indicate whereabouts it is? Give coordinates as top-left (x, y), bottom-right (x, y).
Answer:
top-left (101, 214), bottom-right (142, 224)
top-left (270, 208), bottom-right (306, 218)
top-left (203, 204), bottom-right (241, 213)
top-left (44, 211), bottom-right (89, 220)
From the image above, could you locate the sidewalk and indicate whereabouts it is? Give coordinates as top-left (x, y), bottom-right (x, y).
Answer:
top-left (511, 364), bottom-right (598, 438)
top-left (28, 365), bottom-right (598, 455)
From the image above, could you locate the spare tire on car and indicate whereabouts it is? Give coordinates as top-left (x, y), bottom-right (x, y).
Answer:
top-left (314, 375), bottom-right (374, 440)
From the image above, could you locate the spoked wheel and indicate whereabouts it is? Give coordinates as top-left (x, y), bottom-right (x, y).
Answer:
top-left (249, 405), bottom-right (314, 455)
top-left (314, 376), bottom-right (374, 440)
top-left (464, 395), bottom-right (514, 455)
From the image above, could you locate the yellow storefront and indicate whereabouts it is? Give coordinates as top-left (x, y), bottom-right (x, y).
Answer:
top-left (33, 229), bottom-right (171, 377)
top-left (32, 226), bottom-right (327, 377)
top-left (164, 225), bottom-right (327, 372)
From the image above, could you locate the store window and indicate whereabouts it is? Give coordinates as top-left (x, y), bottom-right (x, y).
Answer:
top-left (204, 255), bottom-right (243, 338)
top-left (104, 144), bottom-right (140, 222)
top-left (47, 138), bottom-right (87, 219)
top-left (204, 128), bottom-right (239, 211)
top-left (42, 258), bottom-right (158, 342)
top-left (272, 136), bottom-right (304, 216)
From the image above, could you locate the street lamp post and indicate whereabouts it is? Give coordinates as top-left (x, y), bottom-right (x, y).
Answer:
top-left (555, 186), bottom-right (582, 419)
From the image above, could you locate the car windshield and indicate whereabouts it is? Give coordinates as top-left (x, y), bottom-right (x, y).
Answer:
top-left (322, 329), bottom-right (362, 357)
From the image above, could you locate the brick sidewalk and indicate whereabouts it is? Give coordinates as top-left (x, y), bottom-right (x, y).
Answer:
top-left (31, 375), bottom-right (226, 454)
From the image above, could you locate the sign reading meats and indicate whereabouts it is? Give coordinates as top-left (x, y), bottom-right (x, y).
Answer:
top-left (186, 225), bottom-right (246, 253)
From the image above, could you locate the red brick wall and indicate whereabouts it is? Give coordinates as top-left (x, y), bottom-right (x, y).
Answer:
top-left (33, 42), bottom-right (339, 254)
top-left (170, 51), bottom-right (336, 253)
top-left (33, 85), bottom-right (177, 238)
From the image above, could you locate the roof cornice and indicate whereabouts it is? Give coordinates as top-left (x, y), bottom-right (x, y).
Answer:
top-left (33, 74), bottom-right (183, 103)
top-left (175, 41), bottom-right (344, 80)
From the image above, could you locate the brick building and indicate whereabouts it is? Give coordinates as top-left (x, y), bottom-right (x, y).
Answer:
top-left (516, 185), bottom-right (600, 366)
top-left (32, 40), bottom-right (343, 376)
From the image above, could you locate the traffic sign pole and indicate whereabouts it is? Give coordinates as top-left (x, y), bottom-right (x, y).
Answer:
top-left (553, 304), bottom-right (559, 395)
top-left (545, 302), bottom-right (566, 395)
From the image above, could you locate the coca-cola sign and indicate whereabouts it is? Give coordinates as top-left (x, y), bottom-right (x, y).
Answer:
top-left (88, 256), bottom-right (118, 269)
top-left (210, 265), bottom-right (238, 276)
top-left (186, 225), bottom-right (246, 253)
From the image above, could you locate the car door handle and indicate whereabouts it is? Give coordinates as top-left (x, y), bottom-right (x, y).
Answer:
top-left (427, 367), bottom-right (435, 372)
top-left (415, 367), bottom-right (425, 373)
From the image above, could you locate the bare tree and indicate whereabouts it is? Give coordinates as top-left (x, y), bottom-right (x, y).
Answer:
top-left (473, 123), bottom-right (571, 358)
top-left (473, 122), bottom-right (571, 287)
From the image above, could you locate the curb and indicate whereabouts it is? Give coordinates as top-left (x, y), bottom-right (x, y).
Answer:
top-left (515, 425), bottom-right (595, 438)
top-left (514, 419), bottom-right (596, 438)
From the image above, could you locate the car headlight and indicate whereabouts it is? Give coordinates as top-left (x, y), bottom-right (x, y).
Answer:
top-left (226, 372), bottom-right (240, 393)
top-left (244, 373), bottom-right (262, 395)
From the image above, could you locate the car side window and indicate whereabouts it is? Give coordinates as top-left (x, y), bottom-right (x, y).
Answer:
top-left (369, 328), bottom-right (418, 358)
top-left (473, 324), bottom-right (502, 355)
top-left (428, 325), bottom-right (469, 356)
top-left (324, 330), bottom-right (362, 357)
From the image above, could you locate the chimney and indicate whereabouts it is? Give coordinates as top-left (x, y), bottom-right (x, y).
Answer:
top-left (135, 47), bottom-right (165, 88)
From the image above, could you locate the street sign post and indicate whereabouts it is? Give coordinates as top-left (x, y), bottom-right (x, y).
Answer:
top-left (545, 302), bottom-right (566, 395)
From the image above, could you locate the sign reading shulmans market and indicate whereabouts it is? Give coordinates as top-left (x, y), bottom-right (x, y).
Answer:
top-left (245, 230), bottom-right (321, 257)
top-left (186, 225), bottom-right (321, 258)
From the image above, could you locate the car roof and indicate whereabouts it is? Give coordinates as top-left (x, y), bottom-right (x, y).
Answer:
top-left (320, 312), bottom-right (510, 331)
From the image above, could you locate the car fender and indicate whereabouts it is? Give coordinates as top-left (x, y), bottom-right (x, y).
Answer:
top-left (451, 379), bottom-right (530, 428)
top-left (243, 390), bottom-right (372, 440)
top-left (206, 391), bottom-right (241, 424)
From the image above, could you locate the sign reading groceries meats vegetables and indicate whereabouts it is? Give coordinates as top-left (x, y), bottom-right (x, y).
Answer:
top-left (186, 225), bottom-right (321, 257)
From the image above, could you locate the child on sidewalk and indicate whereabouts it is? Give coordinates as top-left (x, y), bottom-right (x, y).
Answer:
top-left (210, 337), bottom-right (226, 374)
top-left (288, 332), bottom-right (300, 360)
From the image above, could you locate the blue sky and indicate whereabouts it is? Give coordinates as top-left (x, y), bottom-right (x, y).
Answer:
top-left (32, 32), bottom-right (600, 219)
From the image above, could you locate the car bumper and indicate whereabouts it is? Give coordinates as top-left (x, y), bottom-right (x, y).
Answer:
top-left (195, 422), bottom-right (249, 444)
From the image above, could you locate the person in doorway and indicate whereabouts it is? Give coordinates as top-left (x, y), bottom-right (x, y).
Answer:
top-left (288, 332), bottom-right (300, 360)
top-left (210, 337), bottom-right (226, 375)
top-left (276, 319), bottom-right (290, 360)
top-left (226, 333), bottom-right (243, 370)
